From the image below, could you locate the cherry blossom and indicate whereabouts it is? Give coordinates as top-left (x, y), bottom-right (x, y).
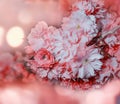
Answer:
top-left (105, 35), bottom-right (117, 47)
top-left (25, 0), bottom-right (120, 89)
top-left (36, 68), bottom-right (49, 78)
top-left (50, 29), bottom-right (79, 63)
top-left (62, 8), bottom-right (98, 37)
top-left (27, 21), bottom-right (55, 51)
top-left (34, 48), bottom-right (55, 68)
top-left (73, 48), bottom-right (103, 79)
top-left (0, 0), bottom-right (120, 91)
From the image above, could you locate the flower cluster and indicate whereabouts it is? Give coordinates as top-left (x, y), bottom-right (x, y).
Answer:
top-left (26, 0), bottom-right (120, 88)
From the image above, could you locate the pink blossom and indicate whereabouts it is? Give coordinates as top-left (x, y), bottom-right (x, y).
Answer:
top-left (25, 0), bottom-right (120, 87)
top-left (27, 21), bottom-right (55, 51)
top-left (108, 44), bottom-right (120, 61)
top-left (105, 35), bottom-right (117, 47)
top-left (72, 48), bottom-right (103, 79)
top-left (34, 48), bottom-right (55, 68)
top-left (106, 57), bottom-right (119, 70)
top-left (47, 63), bottom-right (72, 80)
top-left (62, 10), bottom-right (98, 37)
top-left (36, 68), bottom-right (49, 78)
top-left (73, 1), bottom-right (95, 13)
top-left (50, 29), bottom-right (79, 63)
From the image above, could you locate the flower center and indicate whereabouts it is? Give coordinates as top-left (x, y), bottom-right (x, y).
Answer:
top-left (77, 25), bottom-right (80, 29)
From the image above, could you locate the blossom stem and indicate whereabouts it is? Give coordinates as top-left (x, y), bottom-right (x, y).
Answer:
top-left (102, 25), bottom-right (120, 38)
top-left (87, 25), bottom-right (120, 47)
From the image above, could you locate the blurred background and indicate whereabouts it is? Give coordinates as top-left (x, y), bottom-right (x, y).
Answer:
top-left (2, 0), bottom-right (119, 53)
top-left (0, 0), bottom-right (63, 52)
top-left (0, 1), bottom-right (120, 104)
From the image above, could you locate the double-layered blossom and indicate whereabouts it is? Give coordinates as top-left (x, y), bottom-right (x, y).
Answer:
top-left (27, 21), bottom-right (55, 51)
top-left (50, 29), bottom-right (79, 63)
top-left (34, 48), bottom-right (55, 68)
top-left (71, 48), bottom-right (103, 79)
top-left (26, 0), bottom-right (120, 88)
top-left (62, 8), bottom-right (98, 37)
top-left (105, 35), bottom-right (117, 47)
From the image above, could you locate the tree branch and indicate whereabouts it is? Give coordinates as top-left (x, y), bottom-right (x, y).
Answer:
top-left (102, 25), bottom-right (120, 38)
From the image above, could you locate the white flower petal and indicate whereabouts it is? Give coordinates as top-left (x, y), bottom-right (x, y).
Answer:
top-left (53, 46), bottom-right (63, 54)
top-left (89, 53), bottom-right (103, 60)
top-left (48, 70), bottom-right (58, 80)
top-left (90, 48), bottom-right (98, 55)
top-left (62, 71), bottom-right (71, 79)
top-left (111, 58), bottom-right (118, 69)
top-left (91, 60), bottom-right (102, 70)
top-left (78, 66), bottom-right (85, 78)
top-left (30, 39), bottom-right (45, 51)
top-left (37, 69), bottom-right (48, 78)
top-left (80, 36), bottom-right (89, 44)
top-left (85, 64), bottom-right (95, 76)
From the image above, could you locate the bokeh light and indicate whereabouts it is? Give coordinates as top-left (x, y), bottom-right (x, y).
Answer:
top-left (0, 26), bottom-right (4, 46)
top-left (6, 26), bottom-right (25, 48)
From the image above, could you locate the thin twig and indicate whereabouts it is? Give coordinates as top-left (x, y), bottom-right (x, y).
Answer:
top-left (102, 25), bottom-right (120, 38)
top-left (87, 25), bottom-right (120, 46)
